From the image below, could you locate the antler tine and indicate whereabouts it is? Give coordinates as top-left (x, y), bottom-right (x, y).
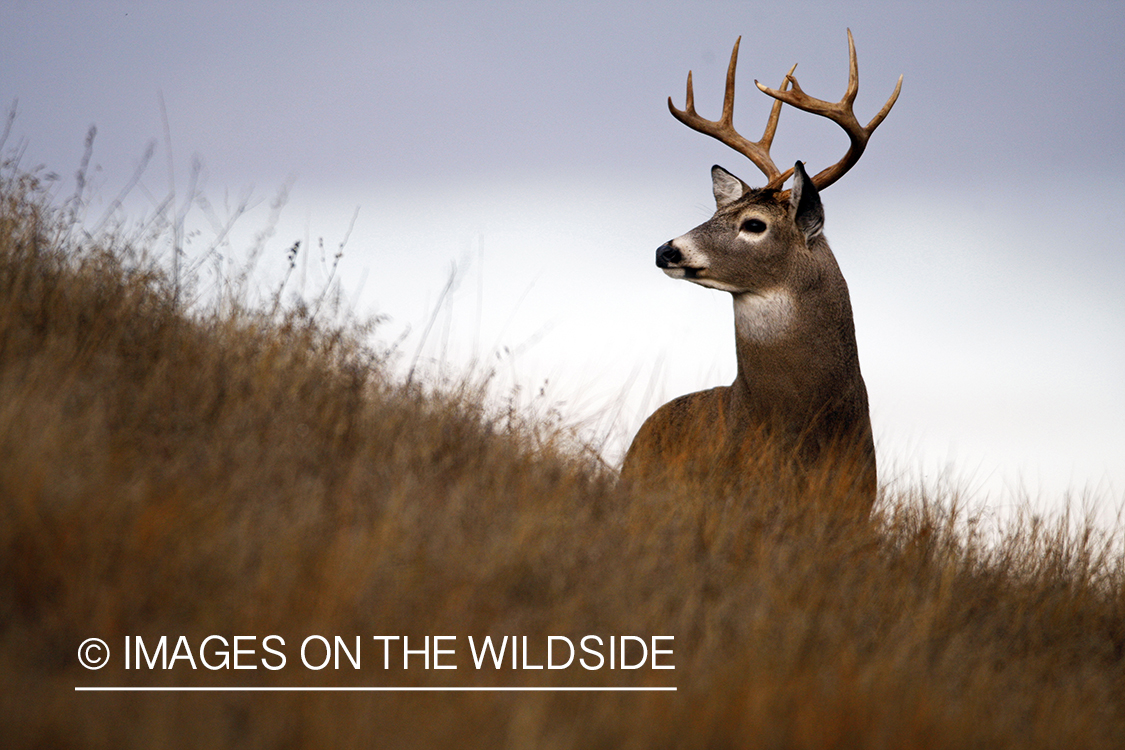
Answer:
top-left (758, 63), bottom-right (797, 189)
top-left (668, 37), bottom-right (792, 187)
top-left (755, 28), bottom-right (903, 191)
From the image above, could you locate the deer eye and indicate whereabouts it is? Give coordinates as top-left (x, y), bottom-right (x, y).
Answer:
top-left (740, 218), bottom-right (767, 234)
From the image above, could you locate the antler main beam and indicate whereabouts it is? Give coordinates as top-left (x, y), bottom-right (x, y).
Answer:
top-left (668, 37), bottom-right (796, 190)
top-left (755, 28), bottom-right (903, 191)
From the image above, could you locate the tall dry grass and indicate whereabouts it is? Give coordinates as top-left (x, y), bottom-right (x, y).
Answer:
top-left (1, 154), bottom-right (1123, 749)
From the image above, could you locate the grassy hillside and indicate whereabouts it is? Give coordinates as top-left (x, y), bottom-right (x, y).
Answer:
top-left (2, 158), bottom-right (1123, 749)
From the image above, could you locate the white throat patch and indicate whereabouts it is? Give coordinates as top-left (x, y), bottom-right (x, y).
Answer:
top-left (734, 289), bottom-right (795, 344)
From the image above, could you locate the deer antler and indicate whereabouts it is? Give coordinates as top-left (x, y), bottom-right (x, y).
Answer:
top-left (669, 37), bottom-right (797, 190)
top-left (755, 28), bottom-right (903, 191)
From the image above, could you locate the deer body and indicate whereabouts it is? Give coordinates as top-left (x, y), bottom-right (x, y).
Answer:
top-left (621, 164), bottom-right (875, 500)
top-left (621, 31), bottom-right (900, 510)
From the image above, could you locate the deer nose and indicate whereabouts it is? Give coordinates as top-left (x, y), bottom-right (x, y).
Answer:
top-left (656, 242), bottom-right (682, 268)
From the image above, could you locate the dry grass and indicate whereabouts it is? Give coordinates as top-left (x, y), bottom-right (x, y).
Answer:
top-left (1, 157), bottom-right (1123, 749)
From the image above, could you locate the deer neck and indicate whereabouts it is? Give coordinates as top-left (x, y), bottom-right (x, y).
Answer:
top-left (727, 268), bottom-right (862, 431)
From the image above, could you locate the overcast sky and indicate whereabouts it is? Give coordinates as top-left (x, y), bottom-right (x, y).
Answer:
top-left (3, 1), bottom-right (1123, 524)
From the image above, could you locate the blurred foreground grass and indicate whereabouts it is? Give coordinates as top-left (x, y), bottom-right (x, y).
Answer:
top-left (1, 156), bottom-right (1123, 749)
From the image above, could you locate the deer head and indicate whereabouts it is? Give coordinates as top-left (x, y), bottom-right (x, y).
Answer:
top-left (654, 29), bottom-right (902, 340)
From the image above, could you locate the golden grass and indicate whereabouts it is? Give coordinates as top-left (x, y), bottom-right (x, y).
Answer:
top-left (1, 159), bottom-right (1123, 749)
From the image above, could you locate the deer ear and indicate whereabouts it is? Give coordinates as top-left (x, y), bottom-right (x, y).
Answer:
top-left (711, 165), bottom-right (748, 208)
top-left (789, 161), bottom-right (824, 240)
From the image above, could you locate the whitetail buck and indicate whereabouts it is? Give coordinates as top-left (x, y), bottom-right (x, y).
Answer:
top-left (621, 30), bottom-right (901, 511)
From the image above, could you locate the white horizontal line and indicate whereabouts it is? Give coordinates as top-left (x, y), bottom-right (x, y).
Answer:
top-left (75, 686), bottom-right (676, 692)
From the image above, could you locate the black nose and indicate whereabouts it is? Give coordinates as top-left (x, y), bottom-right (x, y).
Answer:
top-left (656, 242), bottom-right (681, 268)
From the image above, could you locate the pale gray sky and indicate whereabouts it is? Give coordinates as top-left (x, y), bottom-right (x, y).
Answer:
top-left (3, 1), bottom-right (1123, 522)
